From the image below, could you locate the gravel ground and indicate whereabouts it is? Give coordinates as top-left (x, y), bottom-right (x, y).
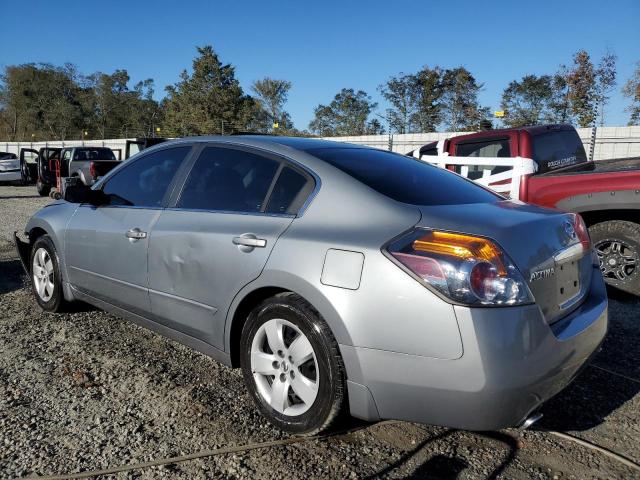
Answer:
top-left (0, 183), bottom-right (639, 479)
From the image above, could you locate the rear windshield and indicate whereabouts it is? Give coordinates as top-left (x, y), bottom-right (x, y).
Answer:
top-left (307, 147), bottom-right (500, 206)
top-left (532, 130), bottom-right (587, 173)
top-left (74, 148), bottom-right (116, 161)
top-left (0, 152), bottom-right (17, 160)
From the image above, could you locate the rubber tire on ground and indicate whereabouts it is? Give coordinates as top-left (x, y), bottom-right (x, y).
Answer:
top-left (36, 179), bottom-right (51, 197)
top-left (29, 234), bottom-right (71, 312)
top-left (589, 220), bottom-right (640, 296)
top-left (240, 292), bottom-right (347, 436)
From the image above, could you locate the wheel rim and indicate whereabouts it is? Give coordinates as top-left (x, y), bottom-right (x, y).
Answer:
top-left (595, 238), bottom-right (638, 282)
top-left (250, 318), bottom-right (319, 416)
top-left (32, 247), bottom-right (55, 301)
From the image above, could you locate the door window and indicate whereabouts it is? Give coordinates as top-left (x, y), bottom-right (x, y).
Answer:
top-left (454, 138), bottom-right (511, 180)
top-left (266, 166), bottom-right (313, 214)
top-left (102, 146), bottom-right (191, 207)
top-left (177, 147), bottom-right (279, 212)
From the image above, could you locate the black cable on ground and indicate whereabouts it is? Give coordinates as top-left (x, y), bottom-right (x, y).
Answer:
top-left (30, 421), bottom-right (401, 479)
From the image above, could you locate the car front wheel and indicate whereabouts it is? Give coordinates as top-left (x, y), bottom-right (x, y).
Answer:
top-left (30, 235), bottom-right (70, 312)
top-left (240, 293), bottom-right (347, 435)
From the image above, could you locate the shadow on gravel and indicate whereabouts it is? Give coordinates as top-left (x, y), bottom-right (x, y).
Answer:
top-left (0, 195), bottom-right (42, 199)
top-left (538, 294), bottom-right (640, 433)
top-left (365, 429), bottom-right (518, 479)
top-left (0, 258), bottom-right (26, 294)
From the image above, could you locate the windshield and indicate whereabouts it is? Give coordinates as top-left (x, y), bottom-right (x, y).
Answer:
top-left (307, 147), bottom-right (500, 206)
top-left (532, 130), bottom-right (587, 173)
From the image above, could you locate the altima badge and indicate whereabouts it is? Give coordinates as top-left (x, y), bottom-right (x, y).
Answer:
top-left (530, 267), bottom-right (555, 282)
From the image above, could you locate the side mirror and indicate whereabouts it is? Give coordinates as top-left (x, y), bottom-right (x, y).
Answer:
top-left (63, 183), bottom-right (108, 206)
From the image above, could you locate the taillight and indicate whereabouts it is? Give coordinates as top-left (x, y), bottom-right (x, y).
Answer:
top-left (89, 161), bottom-right (97, 179)
top-left (386, 229), bottom-right (533, 306)
top-left (571, 213), bottom-right (591, 250)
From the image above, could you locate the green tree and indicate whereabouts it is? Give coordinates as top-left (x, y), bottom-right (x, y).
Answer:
top-left (163, 45), bottom-right (255, 136)
top-left (308, 88), bottom-right (380, 136)
top-left (412, 66), bottom-right (444, 132)
top-left (595, 51), bottom-right (617, 126)
top-left (622, 62), bottom-right (640, 126)
top-left (378, 73), bottom-right (419, 134)
top-left (500, 74), bottom-right (556, 127)
top-left (566, 50), bottom-right (597, 127)
top-left (251, 77), bottom-right (293, 133)
top-left (439, 67), bottom-right (490, 131)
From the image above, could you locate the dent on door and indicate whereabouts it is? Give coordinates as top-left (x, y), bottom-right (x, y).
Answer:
top-left (147, 211), bottom-right (294, 349)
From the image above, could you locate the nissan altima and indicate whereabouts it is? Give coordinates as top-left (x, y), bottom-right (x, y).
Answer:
top-left (15, 136), bottom-right (608, 435)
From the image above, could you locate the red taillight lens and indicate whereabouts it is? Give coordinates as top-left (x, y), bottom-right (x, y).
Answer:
top-left (89, 161), bottom-right (97, 179)
top-left (572, 213), bottom-right (591, 250)
top-left (387, 229), bottom-right (533, 306)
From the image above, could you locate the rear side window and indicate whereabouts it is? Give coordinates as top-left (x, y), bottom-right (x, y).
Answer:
top-left (74, 148), bottom-right (116, 161)
top-left (532, 130), bottom-right (587, 173)
top-left (102, 146), bottom-right (190, 207)
top-left (177, 147), bottom-right (279, 212)
top-left (266, 167), bottom-right (313, 215)
top-left (455, 138), bottom-right (511, 157)
top-left (308, 148), bottom-right (499, 206)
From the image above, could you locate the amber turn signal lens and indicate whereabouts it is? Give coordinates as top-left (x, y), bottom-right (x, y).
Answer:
top-left (412, 231), bottom-right (507, 275)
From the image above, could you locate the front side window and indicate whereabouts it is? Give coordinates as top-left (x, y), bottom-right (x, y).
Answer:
top-left (102, 146), bottom-right (191, 207)
top-left (177, 147), bottom-right (279, 212)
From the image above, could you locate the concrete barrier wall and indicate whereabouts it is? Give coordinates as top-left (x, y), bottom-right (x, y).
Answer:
top-left (2, 126), bottom-right (640, 161)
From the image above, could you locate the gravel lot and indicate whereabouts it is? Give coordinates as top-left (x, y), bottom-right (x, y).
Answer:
top-left (1, 183), bottom-right (639, 479)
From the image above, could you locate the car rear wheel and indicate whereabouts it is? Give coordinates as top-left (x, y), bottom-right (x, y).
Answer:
top-left (36, 179), bottom-right (50, 197)
top-left (240, 293), bottom-right (347, 435)
top-left (30, 235), bottom-right (70, 312)
top-left (590, 220), bottom-right (640, 296)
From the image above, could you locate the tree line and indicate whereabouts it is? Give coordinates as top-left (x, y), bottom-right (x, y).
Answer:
top-left (1, 46), bottom-right (639, 142)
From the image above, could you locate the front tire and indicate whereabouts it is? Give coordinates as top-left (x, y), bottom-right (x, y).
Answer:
top-left (240, 293), bottom-right (347, 435)
top-left (590, 220), bottom-right (640, 296)
top-left (30, 235), bottom-right (70, 312)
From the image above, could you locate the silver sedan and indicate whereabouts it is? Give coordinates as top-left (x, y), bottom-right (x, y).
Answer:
top-left (16, 136), bottom-right (607, 435)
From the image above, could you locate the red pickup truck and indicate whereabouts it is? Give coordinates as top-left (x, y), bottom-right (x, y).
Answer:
top-left (412, 124), bottom-right (640, 296)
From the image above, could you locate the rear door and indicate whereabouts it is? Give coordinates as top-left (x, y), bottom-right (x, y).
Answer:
top-left (65, 145), bottom-right (193, 315)
top-left (147, 144), bottom-right (315, 348)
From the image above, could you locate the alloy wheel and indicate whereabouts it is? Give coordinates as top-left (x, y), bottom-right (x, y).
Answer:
top-left (32, 247), bottom-right (55, 302)
top-left (250, 318), bottom-right (319, 416)
top-left (595, 239), bottom-right (638, 282)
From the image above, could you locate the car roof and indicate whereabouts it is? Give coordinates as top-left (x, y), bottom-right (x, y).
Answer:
top-left (451, 123), bottom-right (575, 142)
top-left (166, 135), bottom-right (367, 154)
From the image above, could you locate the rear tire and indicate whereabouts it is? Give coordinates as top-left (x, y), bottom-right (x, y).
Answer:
top-left (30, 235), bottom-right (71, 312)
top-left (36, 179), bottom-right (50, 197)
top-left (590, 220), bottom-right (640, 296)
top-left (240, 293), bottom-right (347, 435)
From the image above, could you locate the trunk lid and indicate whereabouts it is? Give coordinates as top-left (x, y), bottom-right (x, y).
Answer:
top-left (415, 200), bottom-right (592, 323)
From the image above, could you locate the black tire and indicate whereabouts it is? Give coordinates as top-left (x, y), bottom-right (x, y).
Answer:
top-left (589, 220), bottom-right (640, 296)
top-left (240, 292), bottom-right (347, 435)
top-left (29, 235), bottom-right (71, 312)
top-left (36, 179), bottom-right (51, 197)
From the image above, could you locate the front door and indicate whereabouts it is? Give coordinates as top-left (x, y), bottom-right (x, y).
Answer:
top-left (64, 145), bottom-right (193, 315)
top-left (147, 145), bottom-right (314, 349)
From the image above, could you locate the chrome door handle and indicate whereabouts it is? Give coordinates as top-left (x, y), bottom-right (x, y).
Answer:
top-left (126, 228), bottom-right (147, 240)
top-left (233, 235), bottom-right (267, 248)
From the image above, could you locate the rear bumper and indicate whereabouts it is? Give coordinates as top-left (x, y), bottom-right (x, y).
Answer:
top-left (344, 267), bottom-right (608, 430)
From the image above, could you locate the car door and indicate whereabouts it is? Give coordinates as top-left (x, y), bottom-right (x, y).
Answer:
top-left (147, 144), bottom-right (315, 349)
top-left (64, 145), bottom-right (193, 316)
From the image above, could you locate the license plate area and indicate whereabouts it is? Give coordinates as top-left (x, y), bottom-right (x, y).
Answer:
top-left (557, 259), bottom-right (580, 305)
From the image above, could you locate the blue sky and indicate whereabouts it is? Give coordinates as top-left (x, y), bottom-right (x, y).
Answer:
top-left (1, 0), bottom-right (639, 129)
